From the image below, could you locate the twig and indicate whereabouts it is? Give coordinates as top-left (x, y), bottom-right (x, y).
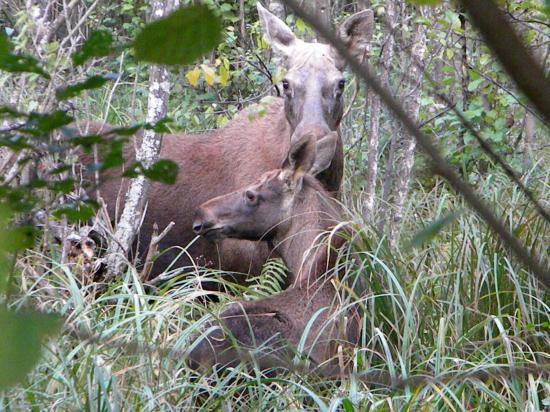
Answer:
top-left (146, 267), bottom-right (186, 287)
top-left (140, 221), bottom-right (175, 281)
top-left (466, 63), bottom-right (545, 124)
top-left (458, 0), bottom-right (550, 126)
top-left (418, 103), bottom-right (456, 128)
top-left (282, 0), bottom-right (550, 289)
top-left (374, 8), bottom-right (550, 229)
top-left (341, 78), bottom-right (359, 121)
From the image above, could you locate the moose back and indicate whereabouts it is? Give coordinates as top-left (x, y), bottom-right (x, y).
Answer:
top-left (78, 4), bottom-right (373, 278)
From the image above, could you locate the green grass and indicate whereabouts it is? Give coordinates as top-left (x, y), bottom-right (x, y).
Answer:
top-left (1, 164), bottom-right (548, 411)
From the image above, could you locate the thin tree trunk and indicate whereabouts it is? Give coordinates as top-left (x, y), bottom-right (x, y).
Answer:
top-left (105, 0), bottom-right (173, 279)
top-left (239, 0), bottom-right (246, 45)
top-left (388, 19), bottom-right (426, 248)
top-left (377, 118), bottom-right (398, 232)
top-left (363, 1), bottom-right (395, 222)
top-left (522, 112), bottom-right (535, 171)
top-left (519, 29), bottom-right (543, 173)
top-left (457, 5), bottom-right (469, 157)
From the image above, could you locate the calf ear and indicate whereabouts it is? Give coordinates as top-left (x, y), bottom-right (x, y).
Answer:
top-left (257, 2), bottom-right (298, 64)
top-left (336, 9), bottom-right (374, 68)
top-left (281, 134), bottom-right (316, 190)
top-left (310, 132), bottom-right (338, 176)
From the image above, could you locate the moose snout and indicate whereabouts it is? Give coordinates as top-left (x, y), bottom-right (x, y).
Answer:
top-left (192, 217), bottom-right (212, 235)
top-left (192, 208), bottom-right (215, 235)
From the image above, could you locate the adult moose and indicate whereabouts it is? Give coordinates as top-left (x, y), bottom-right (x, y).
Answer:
top-left (189, 133), bottom-right (359, 374)
top-left (89, 4), bottom-right (373, 278)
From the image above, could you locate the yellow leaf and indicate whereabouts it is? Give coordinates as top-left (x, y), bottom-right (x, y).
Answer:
top-left (219, 65), bottom-right (230, 87)
top-left (185, 67), bottom-right (201, 87)
top-left (201, 64), bottom-right (216, 86)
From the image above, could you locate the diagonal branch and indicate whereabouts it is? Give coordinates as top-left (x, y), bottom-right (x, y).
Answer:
top-left (458, 0), bottom-right (550, 126)
top-left (282, 0), bottom-right (550, 289)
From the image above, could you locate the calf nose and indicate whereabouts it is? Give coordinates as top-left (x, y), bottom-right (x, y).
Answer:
top-left (192, 219), bottom-right (213, 235)
top-left (192, 209), bottom-right (215, 235)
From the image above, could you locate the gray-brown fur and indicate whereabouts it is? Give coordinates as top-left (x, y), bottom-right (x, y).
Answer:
top-left (190, 134), bottom-right (359, 374)
top-left (79, 4), bottom-right (372, 278)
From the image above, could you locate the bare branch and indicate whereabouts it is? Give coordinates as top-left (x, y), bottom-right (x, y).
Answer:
top-left (282, 0), bottom-right (550, 289)
top-left (458, 0), bottom-right (550, 126)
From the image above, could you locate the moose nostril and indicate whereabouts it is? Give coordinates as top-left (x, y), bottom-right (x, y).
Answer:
top-left (193, 219), bottom-right (214, 234)
top-left (192, 221), bottom-right (203, 234)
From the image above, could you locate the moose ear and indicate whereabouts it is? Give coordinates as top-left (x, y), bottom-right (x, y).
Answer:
top-left (310, 132), bottom-right (338, 176)
top-left (336, 9), bottom-right (375, 68)
top-left (257, 2), bottom-right (299, 64)
top-left (281, 133), bottom-right (317, 190)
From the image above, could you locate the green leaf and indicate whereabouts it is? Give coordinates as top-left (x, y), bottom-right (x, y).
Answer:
top-left (341, 398), bottom-right (355, 412)
top-left (0, 31), bottom-right (11, 57)
top-left (123, 159), bottom-right (179, 184)
top-left (48, 179), bottom-right (75, 194)
top-left (25, 111), bottom-right (74, 135)
top-left (406, 210), bottom-right (463, 249)
top-left (145, 159), bottom-right (178, 184)
top-left (56, 75), bottom-right (114, 100)
top-left (0, 32), bottom-right (49, 78)
top-left (53, 201), bottom-right (97, 223)
top-left (133, 5), bottom-right (221, 65)
top-left (0, 205), bottom-right (35, 262)
top-left (101, 139), bottom-right (125, 169)
top-left (69, 134), bottom-right (104, 150)
top-left (467, 78), bottom-right (484, 92)
top-left (72, 30), bottom-right (114, 66)
top-left (0, 308), bottom-right (62, 389)
top-left (144, 117), bottom-right (173, 133)
top-left (296, 18), bottom-right (307, 33)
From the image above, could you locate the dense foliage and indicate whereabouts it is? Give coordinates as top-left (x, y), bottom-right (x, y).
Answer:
top-left (0, 0), bottom-right (549, 410)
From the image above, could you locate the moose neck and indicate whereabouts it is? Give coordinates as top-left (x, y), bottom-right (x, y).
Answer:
top-left (272, 176), bottom-right (343, 287)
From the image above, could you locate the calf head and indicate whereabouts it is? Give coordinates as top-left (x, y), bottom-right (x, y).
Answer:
top-left (257, 3), bottom-right (374, 142)
top-left (193, 132), bottom-right (338, 242)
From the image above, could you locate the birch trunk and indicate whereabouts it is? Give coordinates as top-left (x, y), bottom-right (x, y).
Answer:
top-left (388, 19), bottom-right (426, 248)
top-left (105, 0), bottom-right (173, 279)
top-left (363, 1), bottom-right (395, 222)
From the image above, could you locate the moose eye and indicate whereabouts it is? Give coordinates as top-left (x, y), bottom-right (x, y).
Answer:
top-left (282, 79), bottom-right (290, 90)
top-left (245, 190), bottom-right (258, 205)
top-left (338, 79), bottom-right (346, 90)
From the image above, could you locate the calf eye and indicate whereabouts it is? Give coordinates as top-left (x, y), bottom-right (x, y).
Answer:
top-left (245, 190), bottom-right (258, 205)
top-left (282, 79), bottom-right (290, 90)
top-left (338, 79), bottom-right (346, 90)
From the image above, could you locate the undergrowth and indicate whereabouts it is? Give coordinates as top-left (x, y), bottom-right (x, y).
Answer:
top-left (1, 164), bottom-right (549, 411)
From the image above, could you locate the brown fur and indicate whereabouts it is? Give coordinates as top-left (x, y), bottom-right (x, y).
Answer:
top-left (190, 136), bottom-right (359, 374)
top-left (79, 98), bottom-right (341, 278)
top-left (77, 4), bottom-right (372, 278)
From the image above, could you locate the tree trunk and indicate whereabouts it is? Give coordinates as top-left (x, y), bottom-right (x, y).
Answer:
top-left (388, 18), bottom-right (427, 248)
top-left (457, 5), bottom-right (469, 157)
top-left (105, 0), bottom-right (173, 279)
top-left (302, 0), bottom-right (331, 41)
top-left (268, 0), bottom-right (286, 20)
top-left (522, 112), bottom-right (535, 171)
top-left (363, 1), bottom-right (395, 222)
top-left (377, 118), bottom-right (398, 232)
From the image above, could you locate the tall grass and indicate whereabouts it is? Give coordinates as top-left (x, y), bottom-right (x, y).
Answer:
top-left (2, 162), bottom-right (548, 410)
